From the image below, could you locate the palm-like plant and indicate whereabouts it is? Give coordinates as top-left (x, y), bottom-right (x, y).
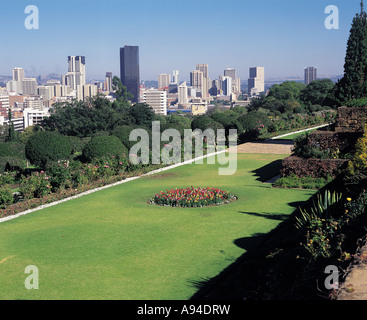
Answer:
top-left (295, 190), bottom-right (343, 229)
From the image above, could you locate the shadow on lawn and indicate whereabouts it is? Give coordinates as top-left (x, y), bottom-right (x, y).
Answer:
top-left (188, 200), bottom-right (314, 300)
top-left (251, 160), bottom-right (283, 183)
top-left (239, 211), bottom-right (289, 221)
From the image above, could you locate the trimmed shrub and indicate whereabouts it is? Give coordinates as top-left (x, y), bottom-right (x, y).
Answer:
top-left (25, 132), bottom-right (72, 168)
top-left (82, 135), bottom-right (127, 162)
top-left (281, 156), bottom-right (349, 178)
top-left (111, 125), bottom-right (136, 149)
top-left (293, 131), bottom-right (361, 159)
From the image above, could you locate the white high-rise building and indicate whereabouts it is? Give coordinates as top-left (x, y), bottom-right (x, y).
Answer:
top-left (0, 94), bottom-right (9, 116)
top-left (104, 72), bottom-right (113, 93)
top-left (77, 84), bottom-right (98, 101)
top-left (37, 86), bottom-right (53, 101)
top-left (224, 68), bottom-right (241, 94)
top-left (178, 81), bottom-right (188, 105)
top-left (248, 67), bottom-right (265, 96)
top-left (196, 64), bottom-right (209, 98)
top-left (190, 70), bottom-right (204, 97)
top-left (172, 70), bottom-right (179, 84)
top-left (142, 89), bottom-right (167, 115)
top-left (304, 67), bottom-right (317, 85)
top-left (222, 76), bottom-right (232, 96)
top-left (158, 74), bottom-right (171, 89)
top-left (6, 80), bottom-right (22, 94)
top-left (24, 96), bottom-right (43, 110)
top-left (12, 68), bottom-right (24, 82)
top-left (65, 56), bottom-right (86, 90)
top-left (22, 78), bottom-right (38, 95)
top-left (8, 67), bottom-right (25, 94)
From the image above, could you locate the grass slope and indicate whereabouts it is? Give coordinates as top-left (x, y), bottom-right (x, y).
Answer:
top-left (0, 154), bottom-right (314, 300)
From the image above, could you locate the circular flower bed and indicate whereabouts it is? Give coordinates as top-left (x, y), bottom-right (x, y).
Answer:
top-left (149, 186), bottom-right (237, 208)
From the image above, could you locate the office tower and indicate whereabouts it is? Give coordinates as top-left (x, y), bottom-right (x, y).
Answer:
top-left (224, 68), bottom-right (236, 80)
top-left (224, 68), bottom-right (241, 94)
top-left (22, 78), bottom-right (38, 95)
top-left (0, 94), bottom-right (9, 117)
top-left (23, 96), bottom-right (43, 110)
top-left (12, 68), bottom-right (24, 82)
top-left (10, 67), bottom-right (25, 94)
top-left (190, 70), bottom-right (204, 97)
top-left (158, 74), bottom-right (171, 89)
top-left (172, 70), bottom-right (179, 84)
top-left (65, 56), bottom-right (86, 90)
top-left (37, 86), bottom-right (52, 101)
top-left (6, 81), bottom-right (22, 94)
top-left (120, 45), bottom-right (140, 103)
top-left (304, 67), bottom-right (317, 85)
top-left (104, 72), bottom-right (113, 93)
top-left (77, 84), bottom-right (98, 101)
top-left (196, 64), bottom-right (209, 97)
top-left (222, 76), bottom-right (232, 96)
top-left (142, 89), bottom-right (167, 115)
top-left (178, 81), bottom-right (188, 105)
top-left (248, 67), bottom-right (265, 96)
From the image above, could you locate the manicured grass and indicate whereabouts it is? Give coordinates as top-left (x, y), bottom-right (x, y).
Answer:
top-left (0, 153), bottom-right (315, 300)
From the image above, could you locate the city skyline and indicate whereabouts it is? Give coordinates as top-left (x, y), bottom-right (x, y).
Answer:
top-left (0, 0), bottom-right (362, 81)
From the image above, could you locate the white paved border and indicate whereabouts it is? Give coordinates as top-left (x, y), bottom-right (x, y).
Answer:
top-left (271, 123), bottom-right (331, 140)
top-left (0, 150), bottom-right (227, 224)
top-left (0, 123), bottom-right (332, 223)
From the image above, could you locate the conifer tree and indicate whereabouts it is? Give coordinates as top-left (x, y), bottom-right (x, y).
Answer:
top-left (7, 109), bottom-right (17, 142)
top-left (332, 1), bottom-right (367, 105)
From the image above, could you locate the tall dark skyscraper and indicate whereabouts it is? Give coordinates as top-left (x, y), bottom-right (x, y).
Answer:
top-left (120, 45), bottom-right (140, 103)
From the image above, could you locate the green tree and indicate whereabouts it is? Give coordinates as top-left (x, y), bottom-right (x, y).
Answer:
top-left (25, 131), bottom-right (72, 168)
top-left (332, 6), bottom-right (367, 105)
top-left (82, 135), bottom-right (127, 162)
top-left (300, 79), bottom-right (335, 106)
top-left (7, 110), bottom-right (17, 142)
top-left (111, 125), bottom-right (136, 149)
top-left (129, 103), bottom-right (156, 128)
top-left (42, 96), bottom-right (133, 137)
top-left (112, 76), bottom-right (133, 102)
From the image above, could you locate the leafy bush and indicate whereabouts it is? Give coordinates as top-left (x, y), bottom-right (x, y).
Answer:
top-left (345, 97), bottom-right (367, 107)
top-left (82, 135), bottom-right (127, 162)
top-left (0, 185), bottom-right (14, 209)
top-left (20, 171), bottom-right (52, 200)
top-left (0, 171), bottom-right (17, 185)
top-left (274, 174), bottom-right (333, 190)
top-left (25, 132), bottom-right (72, 168)
top-left (45, 162), bottom-right (73, 191)
top-left (348, 125), bottom-right (367, 175)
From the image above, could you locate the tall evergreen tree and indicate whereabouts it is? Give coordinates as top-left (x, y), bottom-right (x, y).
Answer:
top-left (7, 109), bottom-right (17, 142)
top-left (332, 1), bottom-right (367, 105)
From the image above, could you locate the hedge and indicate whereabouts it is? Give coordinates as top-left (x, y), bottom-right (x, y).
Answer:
top-left (281, 156), bottom-right (349, 178)
top-left (305, 131), bottom-right (361, 154)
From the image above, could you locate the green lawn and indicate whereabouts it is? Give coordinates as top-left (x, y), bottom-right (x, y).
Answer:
top-left (0, 153), bottom-right (315, 300)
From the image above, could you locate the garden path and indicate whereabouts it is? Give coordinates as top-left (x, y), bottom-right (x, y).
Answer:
top-left (229, 139), bottom-right (294, 154)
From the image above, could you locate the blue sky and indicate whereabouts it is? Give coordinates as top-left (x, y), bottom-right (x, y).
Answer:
top-left (0, 0), bottom-right (362, 81)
